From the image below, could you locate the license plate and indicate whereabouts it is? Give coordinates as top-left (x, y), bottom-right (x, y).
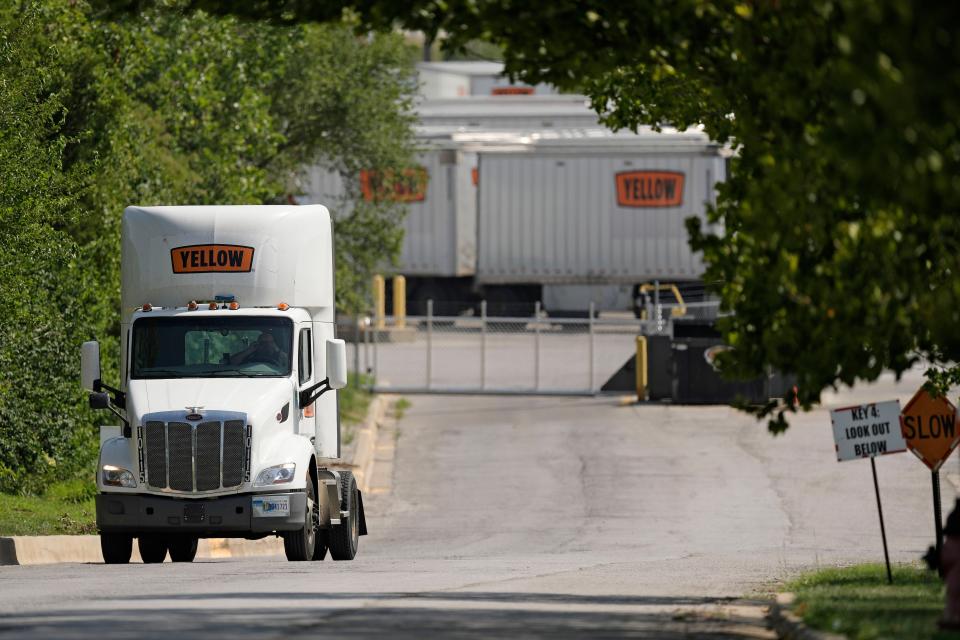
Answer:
top-left (252, 495), bottom-right (290, 517)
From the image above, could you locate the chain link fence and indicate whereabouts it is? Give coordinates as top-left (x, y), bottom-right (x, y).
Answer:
top-left (344, 299), bottom-right (722, 395)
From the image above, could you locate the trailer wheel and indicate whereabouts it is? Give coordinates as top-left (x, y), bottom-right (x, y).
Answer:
top-left (168, 535), bottom-right (198, 562)
top-left (328, 471), bottom-right (359, 561)
top-left (283, 478), bottom-right (317, 561)
top-left (138, 535), bottom-right (168, 564)
top-left (100, 533), bottom-right (133, 564)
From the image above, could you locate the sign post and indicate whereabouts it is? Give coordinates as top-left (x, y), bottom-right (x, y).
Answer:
top-left (900, 387), bottom-right (960, 563)
top-left (830, 399), bottom-right (905, 584)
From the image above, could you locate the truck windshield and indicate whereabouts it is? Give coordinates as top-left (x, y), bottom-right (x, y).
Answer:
top-left (131, 317), bottom-right (294, 379)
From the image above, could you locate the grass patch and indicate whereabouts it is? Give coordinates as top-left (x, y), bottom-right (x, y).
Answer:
top-left (340, 372), bottom-right (374, 446)
top-left (787, 563), bottom-right (958, 639)
top-left (394, 397), bottom-right (411, 419)
top-left (0, 481), bottom-right (97, 536)
top-left (341, 372), bottom-right (373, 424)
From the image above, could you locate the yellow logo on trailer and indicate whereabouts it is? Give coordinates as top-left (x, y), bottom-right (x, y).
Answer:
top-left (170, 244), bottom-right (254, 274)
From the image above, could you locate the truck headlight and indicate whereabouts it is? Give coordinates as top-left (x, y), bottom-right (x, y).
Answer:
top-left (254, 463), bottom-right (296, 486)
top-left (102, 464), bottom-right (137, 488)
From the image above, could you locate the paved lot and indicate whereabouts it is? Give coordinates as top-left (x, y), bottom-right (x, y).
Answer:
top-left (0, 369), bottom-right (953, 638)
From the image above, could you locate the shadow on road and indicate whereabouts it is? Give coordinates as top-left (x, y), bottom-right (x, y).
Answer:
top-left (0, 592), bottom-right (772, 639)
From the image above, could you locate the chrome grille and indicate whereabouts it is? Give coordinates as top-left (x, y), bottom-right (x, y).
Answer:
top-left (195, 422), bottom-right (221, 491)
top-left (222, 420), bottom-right (247, 487)
top-left (145, 421), bottom-right (166, 487)
top-left (168, 422), bottom-right (193, 491)
top-left (142, 413), bottom-right (249, 492)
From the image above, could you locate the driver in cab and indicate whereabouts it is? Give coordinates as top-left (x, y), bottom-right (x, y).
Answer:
top-left (229, 332), bottom-right (286, 367)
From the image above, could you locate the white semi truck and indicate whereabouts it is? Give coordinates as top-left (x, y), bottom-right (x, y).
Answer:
top-left (82, 205), bottom-right (365, 564)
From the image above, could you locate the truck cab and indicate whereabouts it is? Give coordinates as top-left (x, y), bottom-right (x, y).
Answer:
top-left (82, 205), bottom-right (365, 564)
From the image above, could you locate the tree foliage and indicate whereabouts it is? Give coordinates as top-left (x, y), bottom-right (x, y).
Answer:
top-left (113, 0), bottom-right (960, 430)
top-left (0, 1), bottom-right (415, 493)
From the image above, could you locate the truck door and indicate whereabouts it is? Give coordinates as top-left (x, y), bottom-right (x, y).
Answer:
top-left (296, 325), bottom-right (316, 438)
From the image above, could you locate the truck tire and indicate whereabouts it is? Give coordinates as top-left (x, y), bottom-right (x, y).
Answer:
top-left (328, 471), bottom-right (359, 561)
top-left (100, 533), bottom-right (133, 564)
top-left (168, 535), bottom-right (198, 562)
top-left (283, 479), bottom-right (317, 561)
top-left (138, 535), bottom-right (168, 563)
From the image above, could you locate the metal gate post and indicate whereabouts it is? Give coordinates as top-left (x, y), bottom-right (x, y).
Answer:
top-left (654, 280), bottom-right (662, 334)
top-left (363, 315), bottom-right (371, 388)
top-left (427, 299), bottom-right (433, 390)
top-left (588, 301), bottom-right (595, 392)
top-left (393, 275), bottom-right (406, 329)
top-left (480, 300), bottom-right (487, 390)
top-left (635, 335), bottom-right (648, 401)
top-left (372, 311), bottom-right (379, 391)
top-left (373, 274), bottom-right (386, 330)
top-left (534, 301), bottom-right (541, 390)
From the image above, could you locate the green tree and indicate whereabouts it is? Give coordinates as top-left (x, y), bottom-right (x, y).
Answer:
top-left (117, 0), bottom-right (960, 430)
top-left (0, 1), bottom-right (415, 492)
top-left (0, 8), bottom-right (96, 493)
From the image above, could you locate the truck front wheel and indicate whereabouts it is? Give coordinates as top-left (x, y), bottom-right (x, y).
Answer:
top-left (328, 471), bottom-right (359, 561)
top-left (168, 535), bottom-right (198, 562)
top-left (100, 533), bottom-right (133, 564)
top-left (283, 480), bottom-right (317, 561)
top-left (138, 535), bottom-right (168, 563)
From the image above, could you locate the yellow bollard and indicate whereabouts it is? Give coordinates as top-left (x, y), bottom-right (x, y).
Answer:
top-left (373, 274), bottom-right (385, 330)
top-left (393, 275), bottom-right (406, 329)
top-left (635, 336), bottom-right (648, 401)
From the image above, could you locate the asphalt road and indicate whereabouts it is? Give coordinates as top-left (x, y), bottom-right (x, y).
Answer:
top-left (1, 368), bottom-right (953, 639)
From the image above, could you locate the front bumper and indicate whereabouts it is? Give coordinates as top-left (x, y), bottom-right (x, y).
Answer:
top-left (96, 491), bottom-right (306, 536)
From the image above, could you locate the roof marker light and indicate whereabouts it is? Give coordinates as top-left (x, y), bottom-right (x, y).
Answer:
top-left (277, 303), bottom-right (289, 311)
top-left (208, 302), bottom-right (218, 310)
top-left (141, 303), bottom-right (152, 312)
top-left (187, 301), bottom-right (198, 311)
top-left (228, 302), bottom-right (239, 310)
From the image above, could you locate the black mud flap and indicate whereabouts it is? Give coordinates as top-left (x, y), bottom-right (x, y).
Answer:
top-left (357, 490), bottom-right (368, 536)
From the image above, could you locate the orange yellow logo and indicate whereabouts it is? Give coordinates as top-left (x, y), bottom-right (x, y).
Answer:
top-left (171, 245), bottom-right (254, 274)
top-left (491, 86), bottom-right (534, 96)
top-left (360, 167), bottom-right (428, 202)
top-left (616, 171), bottom-right (685, 207)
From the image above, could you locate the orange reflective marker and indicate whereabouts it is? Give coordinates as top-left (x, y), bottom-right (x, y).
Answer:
top-left (900, 387), bottom-right (960, 471)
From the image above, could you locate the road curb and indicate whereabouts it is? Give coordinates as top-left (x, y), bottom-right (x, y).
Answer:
top-left (343, 393), bottom-right (391, 494)
top-left (0, 393), bottom-right (391, 566)
top-left (767, 593), bottom-right (846, 640)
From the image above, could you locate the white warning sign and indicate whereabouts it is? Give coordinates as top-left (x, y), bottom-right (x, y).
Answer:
top-left (830, 400), bottom-right (906, 462)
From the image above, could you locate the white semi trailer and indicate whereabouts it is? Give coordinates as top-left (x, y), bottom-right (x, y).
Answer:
top-left (302, 126), bottom-right (726, 316)
top-left (82, 205), bottom-right (364, 564)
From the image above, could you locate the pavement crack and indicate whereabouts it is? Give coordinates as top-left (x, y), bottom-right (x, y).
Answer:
top-left (734, 419), bottom-right (796, 557)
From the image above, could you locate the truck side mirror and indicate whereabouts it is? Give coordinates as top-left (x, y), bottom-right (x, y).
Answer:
top-left (326, 339), bottom-right (347, 390)
top-left (81, 341), bottom-right (101, 391)
top-left (89, 392), bottom-right (110, 410)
